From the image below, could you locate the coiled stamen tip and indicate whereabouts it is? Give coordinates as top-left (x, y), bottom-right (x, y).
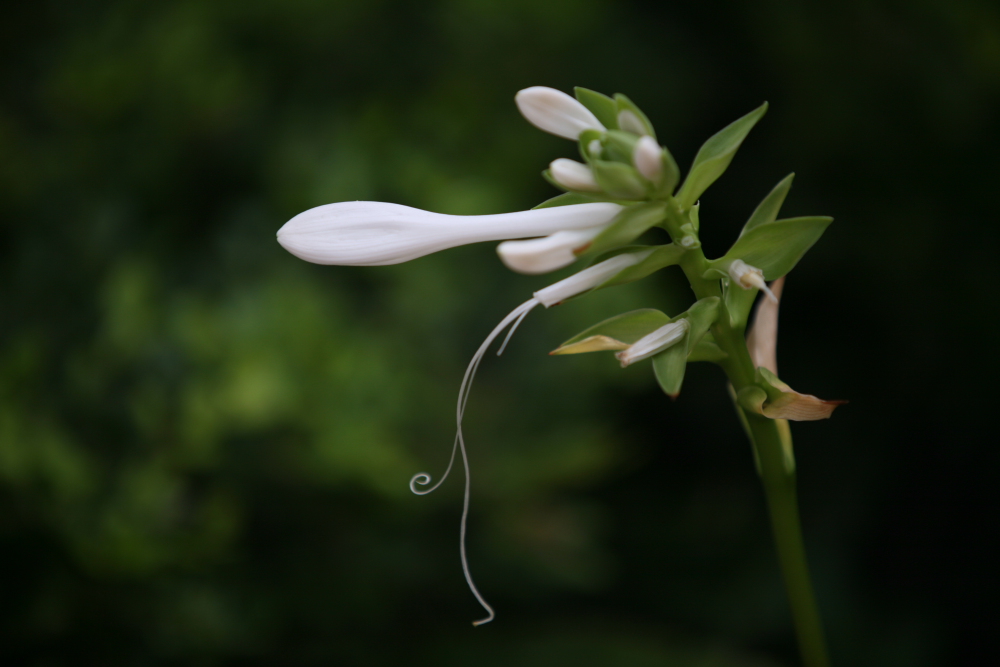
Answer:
top-left (409, 472), bottom-right (433, 495)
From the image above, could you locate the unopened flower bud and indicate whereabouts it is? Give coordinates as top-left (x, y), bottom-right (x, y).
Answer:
top-left (728, 259), bottom-right (777, 303)
top-left (633, 135), bottom-right (663, 183)
top-left (550, 158), bottom-right (601, 192)
top-left (617, 109), bottom-right (649, 136)
top-left (588, 139), bottom-right (603, 157)
top-left (497, 226), bottom-right (605, 274)
top-left (615, 319), bottom-right (689, 367)
top-left (515, 86), bottom-right (606, 140)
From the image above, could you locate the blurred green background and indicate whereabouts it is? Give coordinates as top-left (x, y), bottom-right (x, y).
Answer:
top-left (2, 0), bottom-right (997, 665)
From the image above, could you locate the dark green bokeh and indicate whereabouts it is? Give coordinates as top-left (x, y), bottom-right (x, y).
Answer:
top-left (1, 1), bottom-right (997, 665)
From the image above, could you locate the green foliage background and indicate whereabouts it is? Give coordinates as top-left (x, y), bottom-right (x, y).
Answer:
top-left (1, 1), bottom-right (997, 665)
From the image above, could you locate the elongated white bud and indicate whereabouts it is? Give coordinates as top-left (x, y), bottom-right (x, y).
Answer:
top-left (615, 319), bottom-right (688, 367)
top-left (496, 226), bottom-right (605, 274)
top-left (277, 201), bottom-right (622, 266)
top-left (533, 250), bottom-right (651, 307)
top-left (515, 86), bottom-right (606, 140)
top-left (728, 259), bottom-right (777, 303)
top-left (549, 158), bottom-right (601, 192)
top-left (633, 135), bottom-right (663, 183)
top-left (617, 109), bottom-right (649, 136)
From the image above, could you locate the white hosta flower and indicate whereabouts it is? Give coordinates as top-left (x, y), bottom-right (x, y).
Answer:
top-left (728, 259), bottom-right (778, 303)
top-left (515, 86), bottom-right (606, 140)
top-left (633, 135), bottom-right (664, 183)
top-left (549, 158), bottom-right (601, 192)
top-left (496, 226), bottom-right (605, 274)
top-left (409, 250), bottom-right (648, 626)
top-left (277, 201), bottom-right (622, 266)
top-left (615, 319), bottom-right (689, 368)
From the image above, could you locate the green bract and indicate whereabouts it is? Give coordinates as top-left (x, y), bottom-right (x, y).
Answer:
top-left (675, 102), bottom-right (769, 210)
top-left (574, 87), bottom-right (619, 130)
top-left (710, 216), bottom-right (833, 280)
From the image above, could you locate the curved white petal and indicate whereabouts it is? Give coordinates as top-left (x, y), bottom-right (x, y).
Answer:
top-left (277, 201), bottom-right (622, 266)
top-left (633, 135), bottom-right (663, 183)
top-left (550, 158), bottom-right (601, 191)
top-left (515, 86), bottom-right (606, 140)
top-left (496, 226), bottom-right (605, 275)
top-left (532, 250), bottom-right (651, 308)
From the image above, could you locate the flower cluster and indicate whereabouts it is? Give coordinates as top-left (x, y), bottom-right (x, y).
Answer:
top-left (276, 85), bottom-right (842, 624)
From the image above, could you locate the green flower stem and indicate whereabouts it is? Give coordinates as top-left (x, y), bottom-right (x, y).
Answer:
top-left (665, 201), bottom-right (830, 667)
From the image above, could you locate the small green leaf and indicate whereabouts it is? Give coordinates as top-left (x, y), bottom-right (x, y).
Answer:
top-left (601, 130), bottom-right (640, 164)
top-left (652, 343), bottom-right (687, 397)
top-left (595, 244), bottom-right (685, 289)
top-left (677, 297), bottom-right (720, 356)
top-left (742, 173), bottom-right (794, 234)
top-left (580, 202), bottom-right (666, 256)
top-left (590, 160), bottom-right (647, 199)
top-left (553, 309), bottom-right (670, 354)
top-left (675, 102), bottom-right (769, 210)
top-left (577, 128), bottom-right (606, 162)
top-left (533, 192), bottom-right (601, 209)
top-left (688, 335), bottom-right (727, 362)
top-left (723, 279), bottom-right (758, 328)
top-left (713, 216), bottom-right (833, 280)
top-left (614, 93), bottom-right (656, 139)
top-left (574, 87), bottom-right (619, 130)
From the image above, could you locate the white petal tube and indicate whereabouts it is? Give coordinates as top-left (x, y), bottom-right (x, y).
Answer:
top-left (549, 158), bottom-right (601, 192)
top-left (496, 226), bottom-right (605, 274)
top-left (533, 250), bottom-right (651, 308)
top-left (277, 201), bottom-right (623, 266)
top-left (515, 86), bottom-right (606, 140)
top-left (615, 319), bottom-right (689, 367)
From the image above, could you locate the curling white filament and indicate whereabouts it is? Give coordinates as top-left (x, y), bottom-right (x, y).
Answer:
top-left (408, 250), bottom-right (648, 626)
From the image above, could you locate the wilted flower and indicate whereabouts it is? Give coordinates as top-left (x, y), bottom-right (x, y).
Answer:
top-left (615, 320), bottom-right (688, 367)
top-left (729, 258), bottom-right (778, 303)
top-left (745, 277), bottom-right (846, 420)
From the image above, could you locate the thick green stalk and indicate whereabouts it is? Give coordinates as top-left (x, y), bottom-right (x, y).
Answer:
top-left (665, 201), bottom-right (830, 667)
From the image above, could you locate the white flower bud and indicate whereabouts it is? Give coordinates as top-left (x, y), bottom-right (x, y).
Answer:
top-left (277, 201), bottom-right (622, 266)
top-left (728, 259), bottom-right (778, 303)
top-left (496, 226), bottom-right (605, 274)
top-left (549, 158), bottom-right (601, 192)
top-left (515, 86), bottom-right (606, 140)
top-left (532, 250), bottom-right (651, 308)
top-left (617, 109), bottom-right (649, 136)
top-left (588, 139), bottom-right (603, 157)
top-left (633, 135), bottom-right (663, 183)
top-left (614, 319), bottom-right (689, 367)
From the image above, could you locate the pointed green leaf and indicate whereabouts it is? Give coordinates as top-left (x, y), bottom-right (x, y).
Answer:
top-left (601, 130), bottom-right (640, 164)
top-left (553, 309), bottom-right (670, 354)
top-left (723, 278), bottom-right (758, 328)
top-left (580, 202), bottom-right (666, 256)
top-left (595, 243), bottom-right (685, 289)
top-left (675, 102), bottom-right (769, 209)
top-left (677, 297), bottom-right (720, 356)
top-left (574, 87), bottom-right (619, 130)
top-left (714, 216), bottom-right (833, 280)
top-left (614, 93), bottom-right (656, 139)
top-left (742, 173), bottom-right (794, 234)
top-left (687, 335), bottom-right (727, 362)
top-left (652, 343), bottom-right (687, 397)
top-left (533, 192), bottom-right (601, 209)
top-left (590, 160), bottom-right (647, 199)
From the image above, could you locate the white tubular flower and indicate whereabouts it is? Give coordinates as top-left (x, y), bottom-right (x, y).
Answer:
top-left (496, 226), bottom-right (605, 274)
top-left (515, 86), bottom-right (606, 140)
top-left (549, 158), bottom-right (601, 192)
top-left (533, 251), bottom-right (650, 307)
top-left (614, 319), bottom-right (689, 368)
top-left (633, 135), bottom-right (663, 183)
top-left (277, 201), bottom-right (622, 266)
top-left (617, 109), bottom-right (649, 136)
top-left (728, 259), bottom-right (778, 303)
top-left (408, 248), bottom-right (649, 627)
